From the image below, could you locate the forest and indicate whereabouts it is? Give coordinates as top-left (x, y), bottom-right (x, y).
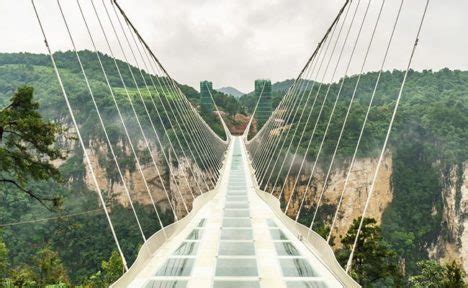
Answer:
top-left (0, 52), bottom-right (467, 287)
top-left (250, 69), bottom-right (467, 286)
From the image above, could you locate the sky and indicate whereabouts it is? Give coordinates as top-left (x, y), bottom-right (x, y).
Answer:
top-left (1, 0), bottom-right (468, 92)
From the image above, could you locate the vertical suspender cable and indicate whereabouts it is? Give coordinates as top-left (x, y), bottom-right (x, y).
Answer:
top-left (264, 42), bottom-right (328, 192)
top-left (206, 83), bottom-right (231, 140)
top-left (115, 5), bottom-right (206, 199)
top-left (327, 0), bottom-right (405, 243)
top-left (80, 0), bottom-right (177, 228)
top-left (290, 0), bottom-right (362, 218)
top-left (346, 0), bottom-right (430, 273)
top-left (105, 0), bottom-right (196, 205)
top-left (112, 0), bottom-right (222, 189)
top-left (250, 0), bottom-right (351, 169)
top-left (305, 0), bottom-right (372, 230)
top-left (30, 0), bottom-right (128, 270)
top-left (257, 66), bottom-right (315, 185)
top-left (310, 0), bottom-right (386, 237)
top-left (281, 0), bottom-right (354, 211)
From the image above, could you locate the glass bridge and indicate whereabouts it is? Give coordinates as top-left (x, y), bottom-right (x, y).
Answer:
top-left (120, 138), bottom-right (346, 288)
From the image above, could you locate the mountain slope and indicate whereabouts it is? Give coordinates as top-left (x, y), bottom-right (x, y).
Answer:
top-left (216, 86), bottom-right (245, 98)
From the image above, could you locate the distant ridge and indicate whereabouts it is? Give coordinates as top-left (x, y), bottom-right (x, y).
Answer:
top-left (216, 86), bottom-right (245, 98)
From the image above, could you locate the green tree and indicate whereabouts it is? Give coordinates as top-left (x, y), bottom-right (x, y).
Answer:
top-left (337, 217), bottom-right (402, 287)
top-left (444, 261), bottom-right (466, 288)
top-left (0, 229), bottom-right (8, 282)
top-left (409, 260), bottom-right (445, 287)
top-left (33, 246), bottom-right (69, 286)
top-left (7, 266), bottom-right (37, 287)
top-left (85, 251), bottom-right (124, 288)
top-left (409, 260), bottom-right (466, 288)
top-left (0, 86), bottom-right (65, 209)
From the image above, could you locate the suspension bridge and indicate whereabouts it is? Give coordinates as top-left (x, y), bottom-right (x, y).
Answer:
top-left (24, 0), bottom-right (432, 287)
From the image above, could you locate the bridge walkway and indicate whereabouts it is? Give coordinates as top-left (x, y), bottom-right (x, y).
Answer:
top-left (125, 137), bottom-right (344, 288)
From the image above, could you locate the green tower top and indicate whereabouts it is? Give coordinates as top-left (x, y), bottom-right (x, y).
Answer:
top-left (254, 79), bottom-right (272, 129)
top-left (200, 81), bottom-right (213, 114)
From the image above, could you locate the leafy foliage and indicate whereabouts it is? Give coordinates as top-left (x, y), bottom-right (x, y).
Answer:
top-left (84, 251), bottom-right (124, 288)
top-left (2, 245), bottom-right (69, 287)
top-left (337, 217), bottom-right (403, 287)
top-left (250, 69), bottom-right (467, 281)
top-left (409, 260), bottom-right (466, 288)
top-left (0, 86), bottom-right (65, 208)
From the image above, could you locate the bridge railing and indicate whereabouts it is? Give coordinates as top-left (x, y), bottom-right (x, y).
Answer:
top-left (242, 138), bottom-right (360, 288)
top-left (110, 140), bottom-right (233, 287)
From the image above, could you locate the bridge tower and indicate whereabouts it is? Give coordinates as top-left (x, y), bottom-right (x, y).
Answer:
top-left (200, 80), bottom-right (213, 115)
top-left (254, 79), bottom-right (272, 128)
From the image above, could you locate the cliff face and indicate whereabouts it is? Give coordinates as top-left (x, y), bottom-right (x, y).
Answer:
top-left (78, 140), bottom-right (209, 219)
top-left (280, 155), bottom-right (393, 246)
top-left (431, 163), bottom-right (468, 271)
top-left (279, 155), bottom-right (467, 270)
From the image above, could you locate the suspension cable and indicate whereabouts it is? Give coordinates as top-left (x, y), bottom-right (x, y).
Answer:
top-left (257, 62), bottom-right (318, 186)
top-left (250, 85), bottom-right (297, 171)
top-left (119, 9), bottom-right (209, 198)
top-left (80, 0), bottom-right (170, 235)
top-left (31, 0), bottom-right (128, 270)
top-left (247, 0), bottom-right (351, 159)
top-left (310, 0), bottom-right (386, 241)
top-left (141, 48), bottom-right (218, 191)
top-left (327, 0), bottom-right (405, 244)
top-left (107, 0), bottom-right (194, 208)
top-left (263, 43), bottom-right (327, 192)
top-left (0, 208), bottom-right (105, 227)
top-left (346, 0), bottom-right (430, 273)
top-left (280, 0), bottom-right (354, 211)
top-left (158, 73), bottom-right (221, 187)
top-left (306, 0), bottom-right (372, 231)
top-left (254, 71), bottom-right (312, 180)
top-left (112, 0), bottom-right (224, 189)
top-left (256, 76), bottom-right (309, 184)
top-left (290, 0), bottom-right (362, 218)
top-left (206, 83), bottom-right (231, 139)
top-left (243, 80), bottom-right (266, 138)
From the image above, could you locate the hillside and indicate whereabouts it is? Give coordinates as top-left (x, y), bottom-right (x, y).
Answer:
top-left (216, 86), bottom-right (245, 98)
top-left (1, 50), bottom-right (467, 285)
top-left (250, 69), bottom-right (468, 277)
top-left (0, 51), bottom-right (223, 284)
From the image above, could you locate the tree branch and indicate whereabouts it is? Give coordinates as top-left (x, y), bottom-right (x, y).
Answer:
top-left (0, 178), bottom-right (57, 211)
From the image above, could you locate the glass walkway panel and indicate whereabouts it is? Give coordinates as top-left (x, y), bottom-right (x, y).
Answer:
top-left (120, 138), bottom-right (346, 288)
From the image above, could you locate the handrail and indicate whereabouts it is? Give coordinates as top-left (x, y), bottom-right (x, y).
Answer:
top-left (111, 141), bottom-right (233, 287)
top-left (241, 137), bottom-right (361, 288)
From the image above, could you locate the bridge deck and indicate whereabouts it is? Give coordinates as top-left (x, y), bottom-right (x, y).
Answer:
top-left (127, 137), bottom-right (343, 288)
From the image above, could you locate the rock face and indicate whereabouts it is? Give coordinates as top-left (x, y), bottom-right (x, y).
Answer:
top-left (81, 140), bottom-right (211, 219)
top-left (279, 155), bottom-right (393, 247)
top-left (278, 155), bottom-right (467, 270)
top-left (431, 163), bottom-right (468, 271)
top-left (77, 136), bottom-right (466, 270)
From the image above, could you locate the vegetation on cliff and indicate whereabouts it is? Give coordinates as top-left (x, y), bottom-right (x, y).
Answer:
top-left (0, 50), bottom-right (467, 286)
top-left (248, 69), bottom-right (467, 285)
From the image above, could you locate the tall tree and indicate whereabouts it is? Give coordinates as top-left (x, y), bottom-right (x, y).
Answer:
top-left (0, 229), bottom-right (8, 280)
top-left (409, 260), bottom-right (466, 288)
top-left (85, 251), bottom-right (124, 288)
top-left (33, 246), bottom-right (69, 286)
top-left (337, 217), bottom-right (402, 287)
top-left (0, 86), bottom-right (64, 209)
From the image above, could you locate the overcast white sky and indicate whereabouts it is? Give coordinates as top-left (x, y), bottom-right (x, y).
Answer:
top-left (1, 0), bottom-right (467, 92)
